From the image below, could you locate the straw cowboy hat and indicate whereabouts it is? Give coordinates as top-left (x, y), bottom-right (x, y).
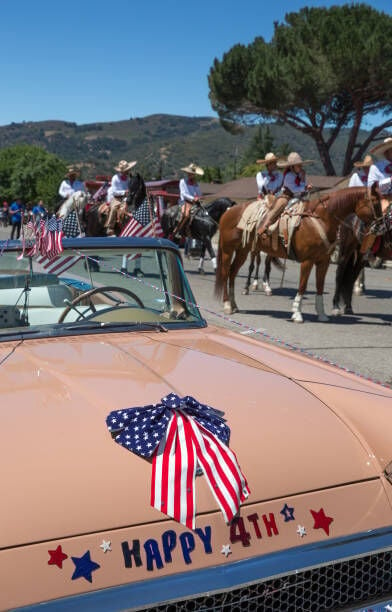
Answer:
top-left (181, 163), bottom-right (204, 176)
top-left (369, 137), bottom-right (392, 157)
top-left (114, 160), bottom-right (137, 173)
top-left (353, 154), bottom-right (373, 168)
top-left (66, 166), bottom-right (80, 177)
top-left (277, 152), bottom-right (314, 168)
top-left (256, 152), bottom-right (280, 164)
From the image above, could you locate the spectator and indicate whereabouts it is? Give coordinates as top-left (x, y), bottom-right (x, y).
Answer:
top-left (32, 199), bottom-right (47, 222)
top-left (9, 198), bottom-right (23, 240)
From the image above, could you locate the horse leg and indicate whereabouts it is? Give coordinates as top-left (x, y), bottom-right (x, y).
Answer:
top-left (251, 252), bottom-right (261, 291)
top-left (262, 254), bottom-right (273, 296)
top-left (292, 260), bottom-right (313, 323)
top-left (227, 247), bottom-right (249, 314)
top-left (198, 242), bottom-right (206, 274)
top-left (315, 259), bottom-right (330, 322)
top-left (242, 251), bottom-right (255, 295)
top-left (353, 268), bottom-right (365, 295)
top-left (203, 238), bottom-right (216, 273)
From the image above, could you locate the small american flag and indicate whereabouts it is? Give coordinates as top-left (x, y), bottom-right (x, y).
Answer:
top-left (43, 216), bottom-right (64, 258)
top-left (120, 197), bottom-right (164, 238)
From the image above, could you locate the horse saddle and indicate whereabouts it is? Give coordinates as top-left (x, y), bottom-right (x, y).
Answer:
top-left (268, 201), bottom-right (306, 255)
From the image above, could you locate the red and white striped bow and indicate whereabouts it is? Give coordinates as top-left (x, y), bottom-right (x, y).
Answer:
top-left (151, 410), bottom-right (250, 530)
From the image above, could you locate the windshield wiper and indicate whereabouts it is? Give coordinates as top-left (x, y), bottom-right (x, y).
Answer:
top-left (63, 321), bottom-right (168, 332)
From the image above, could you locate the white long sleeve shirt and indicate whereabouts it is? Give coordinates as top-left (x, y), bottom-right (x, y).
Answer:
top-left (107, 173), bottom-right (129, 201)
top-left (282, 171), bottom-right (307, 195)
top-left (58, 179), bottom-right (85, 199)
top-left (256, 171), bottom-right (283, 195)
top-left (179, 178), bottom-right (202, 204)
top-left (368, 160), bottom-right (392, 194)
top-left (348, 171), bottom-right (368, 187)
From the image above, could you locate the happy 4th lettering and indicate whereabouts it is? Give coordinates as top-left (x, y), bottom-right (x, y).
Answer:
top-left (47, 506), bottom-right (333, 581)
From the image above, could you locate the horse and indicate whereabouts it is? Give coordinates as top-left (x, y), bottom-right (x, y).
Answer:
top-left (215, 186), bottom-right (381, 323)
top-left (242, 252), bottom-right (285, 296)
top-left (332, 206), bottom-right (392, 315)
top-left (160, 197), bottom-right (237, 273)
top-left (83, 173), bottom-right (147, 238)
top-left (57, 191), bottom-right (89, 238)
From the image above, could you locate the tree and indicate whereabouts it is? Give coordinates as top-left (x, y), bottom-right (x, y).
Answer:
top-left (208, 4), bottom-right (392, 175)
top-left (0, 145), bottom-right (67, 206)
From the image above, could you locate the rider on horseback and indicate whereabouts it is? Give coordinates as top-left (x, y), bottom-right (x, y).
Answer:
top-left (174, 163), bottom-right (204, 239)
top-left (106, 160), bottom-right (137, 236)
top-left (58, 166), bottom-right (85, 202)
top-left (258, 152), bottom-right (313, 236)
top-left (256, 152), bottom-right (283, 198)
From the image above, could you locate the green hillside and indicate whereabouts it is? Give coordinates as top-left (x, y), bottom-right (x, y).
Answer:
top-left (0, 114), bottom-right (371, 180)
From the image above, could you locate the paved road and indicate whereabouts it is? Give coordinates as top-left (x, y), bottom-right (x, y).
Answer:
top-left (181, 248), bottom-right (392, 387)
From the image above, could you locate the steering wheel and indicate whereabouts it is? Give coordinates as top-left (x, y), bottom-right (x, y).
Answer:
top-left (58, 285), bottom-right (144, 323)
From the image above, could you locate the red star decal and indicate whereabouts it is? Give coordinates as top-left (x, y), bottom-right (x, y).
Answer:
top-left (48, 545), bottom-right (68, 569)
top-left (310, 508), bottom-right (334, 536)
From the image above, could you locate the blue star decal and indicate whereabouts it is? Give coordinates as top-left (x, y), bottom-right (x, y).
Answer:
top-left (280, 503), bottom-right (295, 522)
top-left (71, 550), bottom-right (100, 583)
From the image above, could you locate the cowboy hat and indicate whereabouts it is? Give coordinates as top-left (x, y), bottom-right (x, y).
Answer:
top-left (277, 152), bottom-right (314, 168)
top-left (181, 163), bottom-right (204, 176)
top-left (369, 137), bottom-right (392, 157)
top-left (114, 160), bottom-right (137, 173)
top-left (256, 152), bottom-right (280, 164)
top-left (66, 166), bottom-right (80, 177)
top-left (353, 154), bottom-right (373, 168)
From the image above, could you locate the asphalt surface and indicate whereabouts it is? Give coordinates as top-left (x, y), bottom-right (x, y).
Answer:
top-left (181, 245), bottom-right (392, 388)
top-left (1, 224), bottom-right (391, 387)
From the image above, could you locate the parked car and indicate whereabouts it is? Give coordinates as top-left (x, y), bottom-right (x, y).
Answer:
top-left (1, 236), bottom-right (392, 611)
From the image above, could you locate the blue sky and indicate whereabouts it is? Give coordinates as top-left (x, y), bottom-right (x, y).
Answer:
top-left (2, 0), bottom-right (391, 127)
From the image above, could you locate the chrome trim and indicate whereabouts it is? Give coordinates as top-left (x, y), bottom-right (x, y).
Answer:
top-left (16, 525), bottom-right (392, 611)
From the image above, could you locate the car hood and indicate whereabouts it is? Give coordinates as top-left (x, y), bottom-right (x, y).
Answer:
top-left (0, 327), bottom-right (390, 548)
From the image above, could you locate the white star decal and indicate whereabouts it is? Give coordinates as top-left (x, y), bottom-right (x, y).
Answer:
top-left (297, 525), bottom-right (307, 537)
top-left (221, 544), bottom-right (232, 557)
top-left (100, 539), bottom-right (112, 553)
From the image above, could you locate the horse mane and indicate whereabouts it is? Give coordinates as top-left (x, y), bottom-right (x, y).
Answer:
top-left (127, 173), bottom-right (146, 210)
top-left (57, 191), bottom-right (88, 219)
top-left (313, 186), bottom-right (367, 214)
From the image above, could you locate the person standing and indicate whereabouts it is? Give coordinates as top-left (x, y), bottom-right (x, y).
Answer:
top-left (175, 163), bottom-right (204, 238)
top-left (9, 198), bottom-right (23, 239)
top-left (106, 160), bottom-right (137, 236)
top-left (258, 152), bottom-right (313, 236)
top-left (256, 152), bottom-right (283, 198)
top-left (32, 199), bottom-right (47, 223)
top-left (348, 155), bottom-right (373, 187)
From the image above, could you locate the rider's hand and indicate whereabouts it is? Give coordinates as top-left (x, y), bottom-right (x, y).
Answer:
top-left (306, 183), bottom-right (313, 191)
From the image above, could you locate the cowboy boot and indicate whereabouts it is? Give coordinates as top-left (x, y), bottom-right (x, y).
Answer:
top-left (258, 197), bottom-right (288, 235)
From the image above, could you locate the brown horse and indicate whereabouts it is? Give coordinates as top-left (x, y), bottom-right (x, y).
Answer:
top-left (215, 187), bottom-right (381, 323)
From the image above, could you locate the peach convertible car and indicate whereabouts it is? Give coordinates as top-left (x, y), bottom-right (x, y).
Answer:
top-left (1, 236), bottom-right (392, 611)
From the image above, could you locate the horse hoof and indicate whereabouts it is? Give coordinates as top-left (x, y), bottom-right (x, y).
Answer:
top-left (317, 314), bottom-right (329, 322)
top-left (251, 281), bottom-right (258, 291)
top-left (353, 287), bottom-right (363, 296)
top-left (120, 267), bottom-right (127, 274)
top-left (134, 269), bottom-right (144, 278)
top-left (331, 308), bottom-right (342, 316)
top-left (291, 312), bottom-right (304, 323)
top-left (198, 268), bottom-right (205, 274)
top-left (262, 282), bottom-right (272, 296)
top-left (344, 306), bottom-right (354, 315)
top-left (242, 289), bottom-right (249, 295)
top-left (223, 302), bottom-right (232, 315)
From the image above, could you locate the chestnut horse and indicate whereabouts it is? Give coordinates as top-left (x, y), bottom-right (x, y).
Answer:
top-left (215, 187), bottom-right (381, 323)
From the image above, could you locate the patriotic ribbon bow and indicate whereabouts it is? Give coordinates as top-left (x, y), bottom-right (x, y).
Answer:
top-left (106, 393), bottom-right (250, 529)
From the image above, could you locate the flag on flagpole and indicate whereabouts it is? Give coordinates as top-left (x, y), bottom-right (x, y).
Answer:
top-left (120, 197), bottom-right (164, 238)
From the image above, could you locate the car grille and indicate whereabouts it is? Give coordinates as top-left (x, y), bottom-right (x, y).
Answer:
top-left (146, 549), bottom-right (392, 611)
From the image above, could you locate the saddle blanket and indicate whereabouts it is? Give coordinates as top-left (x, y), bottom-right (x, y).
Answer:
top-left (237, 197), bottom-right (272, 246)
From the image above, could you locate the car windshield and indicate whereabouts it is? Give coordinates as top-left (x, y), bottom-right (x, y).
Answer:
top-left (0, 237), bottom-right (205, 338)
